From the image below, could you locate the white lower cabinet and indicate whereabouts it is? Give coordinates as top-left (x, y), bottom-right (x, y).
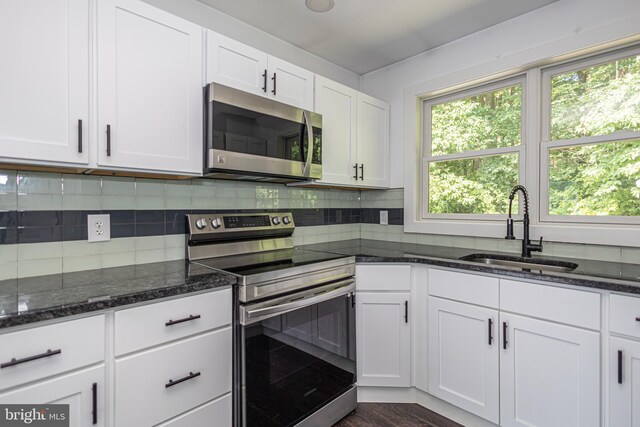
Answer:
top-left (356, 292), bottom-right (410, 387)
top-left (427, 297), bottom-right (499, 424)
top-left (610, 337), bottom-right (640, 427)
top-left (500, 312), bottom-right (600, 427)
top-left (0, 365), bottom-right (105, 427)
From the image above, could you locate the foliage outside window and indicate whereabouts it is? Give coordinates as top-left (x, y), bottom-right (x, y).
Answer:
top-left (423, 80), bottom-right (524, 217)
top-left (543, 51), bottom-right (640, 220)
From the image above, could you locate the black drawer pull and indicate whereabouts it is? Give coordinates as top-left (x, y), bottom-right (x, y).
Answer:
top-left (636, 317), bottom-right (640, 322)
top-left (165, 314), bottom-right (201, 327)
top-left (92, 382), bottom-right (98, 424)
top-left (618, 350), bottom-right (623, 384)
top-left (165, 371), bottom-right (201, 388)
top-left (503, 322), bottom-right (508, 350)
top-left (488, 318), bottom-right (494, 345)
top-left (1, 348), bottom-right (62, 369)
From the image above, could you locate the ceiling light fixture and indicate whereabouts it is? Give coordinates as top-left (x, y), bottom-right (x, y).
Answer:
top-left (305, 0), bottom-right (335, 13)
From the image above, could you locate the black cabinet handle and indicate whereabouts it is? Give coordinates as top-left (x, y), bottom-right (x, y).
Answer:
top-left (503, 322), bottom-right (508, 350)
top-left (1, 348), bottom-right (62, 369)
top-left (488, 319), bottom-right (493, 345)
top-left (353, 163), bottom-right (359, 180)
top-left (262, 69), bottom-right (267, 93)
top-left (92, 382), bottom-right (98, 425)
top-left (618, 350), bottom-right (623, 384)
top-left (359, 164), bottom-right (364, 180)
top-left (78, 119), bottom-right (83, 153)
top-left (165, 371), bottom-right (201, 388)
top-left (271, 72), bottom-right (277, 95)
top-left (635, 317), bottom-right (640, 322)
top-left (404, 301), bottom-right (408, 323)
top-left (106, 124), bottom-right (111, 156)
top-left (165, 314), bottom-right (201, 327)
top-left (351, 293), bottom-right (355, 308)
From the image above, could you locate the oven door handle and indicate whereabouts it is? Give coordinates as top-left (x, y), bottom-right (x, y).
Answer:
top-left (240, 279), bottom-right (354, 325)
top-left (302, 110), bottom-right (314, 177)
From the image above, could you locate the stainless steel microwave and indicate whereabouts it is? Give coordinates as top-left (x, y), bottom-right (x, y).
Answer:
top-left (203, 83), bottom-right (322, 183)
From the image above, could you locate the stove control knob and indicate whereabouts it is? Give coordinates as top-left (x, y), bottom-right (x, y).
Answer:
top-left (211, 218), bottom-right (221, 229)
top-left (282, 216), bottom-right (291, 225)
top-left (195, 218), bottom-right (207, 230)
top-left (272, 216), bottom-right (280, 225)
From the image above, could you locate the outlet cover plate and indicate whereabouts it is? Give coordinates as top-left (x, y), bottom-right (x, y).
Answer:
top-left (88, 214), bottom-right (111, 242)
top-left (380, 210), bottom-right (388, 225)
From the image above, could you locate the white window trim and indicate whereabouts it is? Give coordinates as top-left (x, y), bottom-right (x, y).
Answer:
top-left (403, 41), bottom-right (640, 247)
top-left (421, 76), bottom-right (526, 220)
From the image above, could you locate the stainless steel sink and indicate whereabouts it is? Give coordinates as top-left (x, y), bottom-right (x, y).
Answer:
top-left (459, 253), bottom-right (578, 273)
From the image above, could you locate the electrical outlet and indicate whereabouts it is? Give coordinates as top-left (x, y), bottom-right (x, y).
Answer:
top-left (88, 214), bottom-right (111, 242)
top-left (379, 210), bottom-right (388, 225)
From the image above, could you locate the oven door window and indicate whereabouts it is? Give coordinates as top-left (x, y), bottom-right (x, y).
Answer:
top-left (241, 293), bottom-right (355, 426)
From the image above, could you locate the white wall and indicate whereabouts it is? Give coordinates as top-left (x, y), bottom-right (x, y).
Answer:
top-left (141, 0), bottom-right (360, 89)
top-left (360, 0), bottom-right (640, 188)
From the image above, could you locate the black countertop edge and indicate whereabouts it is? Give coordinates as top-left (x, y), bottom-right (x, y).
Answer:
top-left (356, 255), bottom-right (640, 294)
top-left (0, 272), bottom-right (235, 330)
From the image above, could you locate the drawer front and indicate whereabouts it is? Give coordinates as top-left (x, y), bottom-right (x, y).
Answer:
top-left (115, 289), bottom-right (232, 356)
top-left (610, 294), bottom-right (640, 338)
top-left (156, 393), bottom-right (231, 427)
top-left (0, 315), bottom-right (105, 392)
top-left (500, 279), bottom-right (601, 330)
top-left (428, 268), bottom-right (499, 308)
top-left (115, 328), bottom-right (232, 427)
top-left (356, 265), bottom-right (411, 291)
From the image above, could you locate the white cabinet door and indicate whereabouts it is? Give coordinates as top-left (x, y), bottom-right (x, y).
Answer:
top-left (0, 0), bottom-right (89, 166)
top-left (427, 297), bottom-right (499, 424)
top-left (314, 76), bottom-right (358, 186)
top-left (206, 30), bottom-right (268, 97)
top-left (610, 337), bottom-right (640, 427)
top-left (356, 292), bottom-right (410, 387)
top-left (356, 92), bottom-right (389, 188)
top-left (0, 366), bottom-right (105, 427)
top-left (97, 0), bottom-right (203, 174)
top-left (500, 313), bottom-right (600, 427)
top-left (267, 56), bottom-right (314, 111)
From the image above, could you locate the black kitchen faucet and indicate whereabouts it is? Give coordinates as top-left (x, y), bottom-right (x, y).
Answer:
top-left (506, 185), bottom-right (543, 258)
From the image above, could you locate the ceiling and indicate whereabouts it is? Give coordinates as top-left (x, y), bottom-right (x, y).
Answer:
top-left (196, 0), bottom-right (559, 75)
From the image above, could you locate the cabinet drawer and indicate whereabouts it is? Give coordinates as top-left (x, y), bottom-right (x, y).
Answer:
top-left (500, 279), bottom-right (600, 330)
top-left (356, 265), bottom-right (411, 291)
top-left (157, 393), bottom-right (231, 427)
top-left (115, 328), bottom-right (232, 427)
top-left (115, 289), bottom-right (232, 356)
top-left (0, 315), bottom-right (105, 392)
top-left (610, 294), bottom-right (640, 338)
top-left (428, 269), bottom-right (499, 308)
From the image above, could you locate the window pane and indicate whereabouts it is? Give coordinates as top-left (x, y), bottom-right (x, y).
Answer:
top-left (549, 140), bottom-right (640, 216)
top-left (428, 153), bottom-right (519, 214)
top-left (431, 84), bottom-right (522, 156)
top-left (550, 54), bottom-right (640, 140)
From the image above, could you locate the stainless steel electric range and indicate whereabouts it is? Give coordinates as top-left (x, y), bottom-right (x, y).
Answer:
top-left (186, 212), bottom-right (357, 427)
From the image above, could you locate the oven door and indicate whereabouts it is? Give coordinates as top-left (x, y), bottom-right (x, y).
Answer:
top-left (237, 279), bottom-right (356, 427)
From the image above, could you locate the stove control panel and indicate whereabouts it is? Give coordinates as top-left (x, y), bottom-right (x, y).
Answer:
top-left (187, 212), bottom-right (295, 235)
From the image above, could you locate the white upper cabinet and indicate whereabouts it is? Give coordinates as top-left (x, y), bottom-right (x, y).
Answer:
top-left (356, 93), bottom-right (390, 188)
top-left (314, 76), bottom-right (358, 185)
top-left (0, 0), bottom-right (90, 166)
top-left (206, 31), bottom-right (314, 111)
top-left (97, 0), bottom-right (203, 175)
top-left (314, 76), bottom-right (390, 188)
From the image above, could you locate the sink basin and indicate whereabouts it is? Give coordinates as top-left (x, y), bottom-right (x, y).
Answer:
top-left (459, 253), bottom-right (578, 273)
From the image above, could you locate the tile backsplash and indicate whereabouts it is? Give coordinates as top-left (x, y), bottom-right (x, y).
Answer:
top-left (0, 170), bottom-right (637, 280)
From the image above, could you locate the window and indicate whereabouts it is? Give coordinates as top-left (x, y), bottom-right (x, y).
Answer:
top-left (423, 78), bottom-right (524, 217)
top-left (541, 49), bottom-right (640, 223)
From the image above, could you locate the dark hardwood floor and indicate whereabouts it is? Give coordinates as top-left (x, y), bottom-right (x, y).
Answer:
top-left (333, 403), bottom-right (464, 427)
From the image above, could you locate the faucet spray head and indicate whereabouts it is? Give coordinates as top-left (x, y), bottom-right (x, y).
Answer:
top-left (506, 218), bottom-right (515, 239)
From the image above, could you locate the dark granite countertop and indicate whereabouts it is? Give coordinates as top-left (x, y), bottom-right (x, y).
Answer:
top-left (0, 261), bottom-right (236, 329)
top-left (302, 239), bottom-right (640, 294)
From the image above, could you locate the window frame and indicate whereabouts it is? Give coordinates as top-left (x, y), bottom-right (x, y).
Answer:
top-left (421, 75), bottom-right (527, 221)
top-left (539, 46), bottom-right (640, 225)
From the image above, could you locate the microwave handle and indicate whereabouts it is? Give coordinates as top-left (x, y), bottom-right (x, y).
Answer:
top-left (302, 110), bottom-right (314, 177)
top-left (240, 279), bottom-right (354, 325)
